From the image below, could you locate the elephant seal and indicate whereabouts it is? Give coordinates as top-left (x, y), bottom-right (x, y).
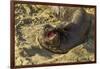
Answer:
top-left (38, 8), bottom-right (92, 54)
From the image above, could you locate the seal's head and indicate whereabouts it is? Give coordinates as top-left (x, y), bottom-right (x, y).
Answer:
top-left (38, 24), bottom-right (60, 51)
top-left (38, 24), bottom-right (70, 54)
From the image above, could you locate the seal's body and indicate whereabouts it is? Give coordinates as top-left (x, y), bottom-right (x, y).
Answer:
top-left (38, 8), bottom-right (91, 54)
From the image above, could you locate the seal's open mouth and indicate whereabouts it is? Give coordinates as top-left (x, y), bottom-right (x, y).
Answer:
top-left (47, 31), bottom-right (57, 40)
